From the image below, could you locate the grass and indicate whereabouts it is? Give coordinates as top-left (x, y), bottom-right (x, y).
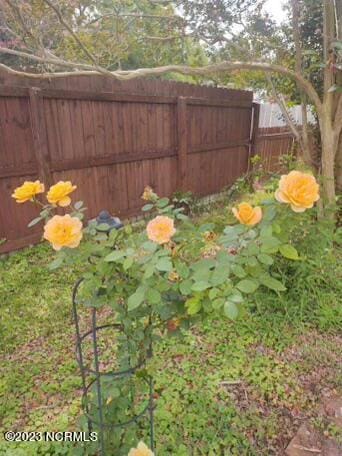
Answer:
top-left (0, 208), bottom-right (341, 455)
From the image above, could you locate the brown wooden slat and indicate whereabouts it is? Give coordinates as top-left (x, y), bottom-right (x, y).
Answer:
top-left (51, 148), bottom-right (177, 172)
top-left (257, 132), bottom-right (294, 139)
top-left (186, 98), bottom-right (252, 109)
top-left (40, 89), bottom-right (177, 104)
top-left (190, 139), bottom-right (250, 154)
top-left (29, 89), bottom-right (53, 186)
top-left (0, 86), bottom-right (29, 97)
top-left (0, 165), bottom-right (37, 179)
top-left (177, 97), bottom-right (188, 190)
top-left (0, 232), bottom-right (42, 254)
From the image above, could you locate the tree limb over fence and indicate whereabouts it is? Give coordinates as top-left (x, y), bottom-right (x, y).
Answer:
top-left (0, 49), bottom-right (323, 116)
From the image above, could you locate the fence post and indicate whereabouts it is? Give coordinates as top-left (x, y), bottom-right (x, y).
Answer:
top-left (250, 102), bottom-right (260, 159)
top-left (177, 96), bottom-right (188, 190)
top-left (29, 88), bottom-right (52, 187)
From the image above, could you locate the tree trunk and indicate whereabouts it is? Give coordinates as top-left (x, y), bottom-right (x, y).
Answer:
top-left (335, 133), bottom-right (342, 194)
top-left (321, 116), bottom-right (337, 206)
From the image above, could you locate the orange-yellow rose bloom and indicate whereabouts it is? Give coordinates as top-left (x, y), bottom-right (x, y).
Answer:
top-left (43, 214), bottom-right (82, 251)
top-left (141, 185), bottom-right (156, 201)
top-left (47, 181), bottom-right (77, 207)
top-left (12, 180), bottom-right (44, 203)
top-left (275, 171), bottom-right (319, 212)
top-left (128, 441), bottom-right (154, 456)
top-left (146, 216), bottom-right (176, 244)
top-left (232, 202), bottom-right (262, 226)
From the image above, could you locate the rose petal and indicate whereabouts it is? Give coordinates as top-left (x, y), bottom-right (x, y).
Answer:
top-left (275, 189), bottom-right (290, 203)
top-left (58, 196), bottom-right (71, 207)
top-left (290, 204), bottom-right (307, 213)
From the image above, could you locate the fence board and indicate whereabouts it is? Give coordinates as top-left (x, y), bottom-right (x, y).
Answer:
top-left (255, 126), bottom-right (295, 173)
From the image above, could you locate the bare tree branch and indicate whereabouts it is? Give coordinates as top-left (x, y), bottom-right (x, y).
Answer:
top-left (4, 0), bottom-right (40, 49)
top-left (291, 0), bottom-right (313, 166)
top-left (0, 47), bottom-right (97, 71)
top-left (0, 48), bottom-right (323, 114)
top-left (266, 74), bottom-right (302, 144)
top-left (42, 0), bottom-right (113, 78)
top-left (87, 12), bottom-right (184, 26)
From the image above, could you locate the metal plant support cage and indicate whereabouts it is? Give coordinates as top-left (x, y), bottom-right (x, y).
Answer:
top-left (72, 278), bottom-right (155, 456)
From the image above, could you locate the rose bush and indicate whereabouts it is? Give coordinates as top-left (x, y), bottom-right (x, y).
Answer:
top-left (12, 170), bottom-right (319, 454)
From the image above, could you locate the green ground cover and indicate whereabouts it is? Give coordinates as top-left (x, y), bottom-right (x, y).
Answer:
top-left (0, 198), bottom-right (341, 455)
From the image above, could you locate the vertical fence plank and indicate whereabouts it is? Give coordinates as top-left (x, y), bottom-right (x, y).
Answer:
top-left (177, 97), bottom-right (188, 190)
top-left (29, 88), bottom-right (52, 187)
top-left (250, 102), bottom-right (260, 159)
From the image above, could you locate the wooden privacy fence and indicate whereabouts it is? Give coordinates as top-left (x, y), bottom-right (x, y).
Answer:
top-left (0, 76), bottom-right (257, 253)
top-left (255, 126), bottom-right (295, 172)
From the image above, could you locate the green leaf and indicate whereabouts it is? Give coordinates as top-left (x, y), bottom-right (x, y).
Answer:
top-left (48, 256), bottom-right (63, 270)
top-left (245, 243), bottom-right (259, 256)
top-left (176, 213), bottom-right (188, 221)
top-left (260, 225), bottom-right (273, 238)
top-left (272, 223), bottom-right (281, 234)
top-left (279, 244), bottom-right (299, 260)
top-left (236, 279), bottom-right (259, 294)
top-left (123, 257), bottom-right (134, 270)
top-left (263, 206), bottom-right (277, 222)
top-left (209, 288), bottom-right (219, 300)
top-left (74, 201), bottom-right (83, 210)
top-left (212, 298), bottom-right (224, 310)
top-left (96, 223), bottom-right (110, 232)
top-left (210, 267), bottom-right (229, 286)
top-left (191, 281), bottom-right (210, 292)
top-left (260, 274), bottom-right (286, 292)
top-left (142, 203), bottom-right (154, 212)
top-left (156, 197), bottom-right (170, 208)
top-left (257, 253), bottom-right (274, 265)
top-left (104, 250), bottom-right (125, 262)
top-left (260, 237), bottom-right (280, 254)
top-left (179, 279), bottom-right (192, 296)
top-left (146, 288), bottom-right (161, 304)
top-left (175, 262), bottom-right (190, 279)
top-left (142, 241), bottom-right (158, 252)
top-left (28, 216), bottom-right (42, 228)
top-left (155, 258), bottom-right (172, 272)
top-left (143, 264), bottom-right (155, 279)
top-left (127, 287), bottom-right (145, 311)
top-left (199, 223), bottom-right (215, 232)
top-left (247, 256), bottom-right (258, 267)
top-left (229, 291), bottom-right (243, 304)
top-left (231, 265), bottom-right (246, 278)
top-left (216, 250), bottom-right (232, 267)
top-left (185, 296), bottom-right (201, 315)
top-left (224, 301), bottom-right (239, 320)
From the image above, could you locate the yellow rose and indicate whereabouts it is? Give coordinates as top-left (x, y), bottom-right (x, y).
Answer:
top-left (47, 181), bottom-right (77, 207)
top-left (232, 202), bottom-right (262, 226)
top-left (12, 180), bottom-right (44, 203)
top-left (275, 170), bottom-right (320, 212)
top-left (128, 441), bottom-right (154, 456)
top-left (43, 214), bottom-right (82, 251)
top-left (146, 216), bottom-right (176, 244)
top-left (142, 185), bottom-right (156, 201)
